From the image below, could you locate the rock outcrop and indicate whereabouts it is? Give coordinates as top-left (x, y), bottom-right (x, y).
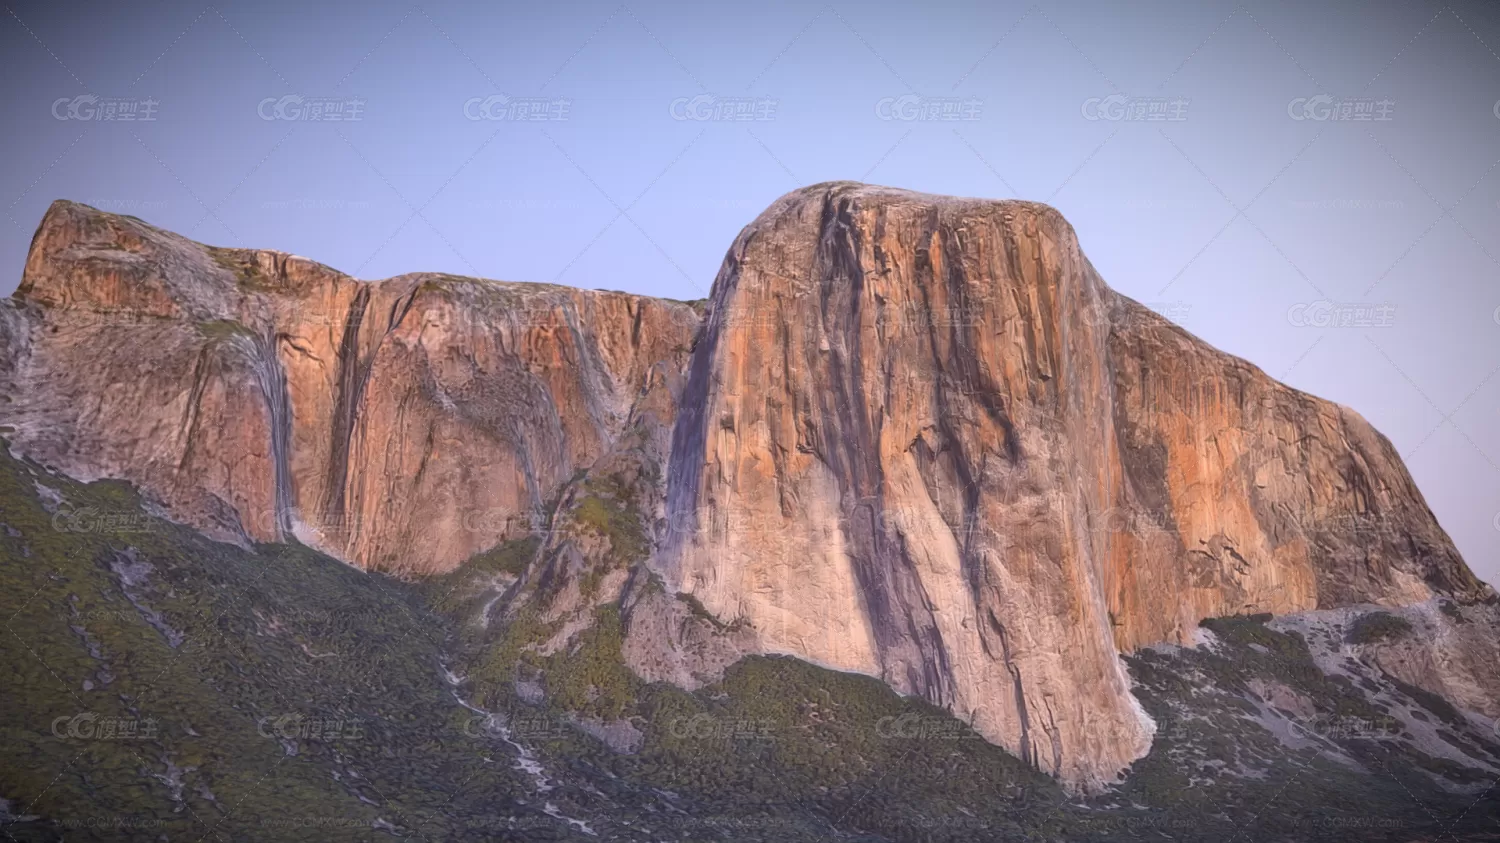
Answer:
top-left (655, 182), bottom-right (1487, 788)
top-left (1, 186), bottom-right (1489, 791)
top-left (1, 199), bottom-right (698, 575)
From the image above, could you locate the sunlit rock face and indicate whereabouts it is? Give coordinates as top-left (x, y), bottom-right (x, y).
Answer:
top-left (655, 182), bottom-right (1485, 789)
top-left (1, 199), bottom-right (699, 576)
top-left (1, 187), bottom-right (1487, 791)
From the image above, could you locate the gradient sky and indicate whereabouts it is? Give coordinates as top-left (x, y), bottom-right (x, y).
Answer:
top-left (2, 0), bottom-right (1497, 585)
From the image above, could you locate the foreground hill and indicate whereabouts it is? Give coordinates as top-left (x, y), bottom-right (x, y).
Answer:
top-left (2, 441), bottom-right (1499, 840)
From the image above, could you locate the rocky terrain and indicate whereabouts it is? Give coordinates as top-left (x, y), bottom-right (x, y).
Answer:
top-left (2, 197), bottom-right (698, 576)
top-left (658, 184), bottom-right (1485, 788)
top-left (1, 185), bottom-right (1498, 840)
top-left (3, 437), bottom-right (1499, 842)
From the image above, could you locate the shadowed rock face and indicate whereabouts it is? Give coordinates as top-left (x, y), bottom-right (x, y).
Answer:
top-left (0, 186), bottom-right (1488, 791)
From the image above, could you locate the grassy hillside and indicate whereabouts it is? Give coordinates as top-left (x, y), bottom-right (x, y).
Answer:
top-left (3, 440), bottom-right (1499, 841)
top-left (0, 443), bottom-right (547, 841)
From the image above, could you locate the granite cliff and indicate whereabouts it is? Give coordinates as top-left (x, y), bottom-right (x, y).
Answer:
top-left (655, 183), bottom-right (1488, 787)
top-left (1, 199), bottom-right (698, 576)
top-left (1, 184), bottom-right (1491, 792)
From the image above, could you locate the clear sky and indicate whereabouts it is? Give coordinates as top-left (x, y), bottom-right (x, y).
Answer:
top-left (2, 0), bottom-right (1497, 585)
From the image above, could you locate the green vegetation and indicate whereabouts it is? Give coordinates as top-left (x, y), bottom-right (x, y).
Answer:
top-left (419, 537), bottom-right (535, 617)
top-left (674, 591), bottom-right (745, 632)
top-left (572, 493), bottom-right (647, 562)
top-left (1118, 611), bottom-right (1500, 840)
top-left (206, 246), bottom-right (274, 290)
top-left (194, 319), bottom-right (254, 343)
top-left (3, 438), bottom-right (1497, 841)
top-left (0, 442), bottom-right (546, 841)
top-left (537, 605), bottom-right (637, 720)
top-left (565, 472), bottom-right (650, 600)
top-left (1347, 611), bottom-right (1414, 645)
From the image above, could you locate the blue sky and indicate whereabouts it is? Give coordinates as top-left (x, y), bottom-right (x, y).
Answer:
top-left (2, 0), bottom-right (1498, 584)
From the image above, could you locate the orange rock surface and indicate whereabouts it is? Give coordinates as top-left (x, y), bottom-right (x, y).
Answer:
top-left (2, 186), bottom-right (1485, 789)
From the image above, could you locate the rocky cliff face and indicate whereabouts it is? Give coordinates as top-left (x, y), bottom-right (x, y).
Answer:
top-left (656, 182), bottom-right (1485, 787)
top-left (1, 200), bottom-right (698, 575)
top-left (1, 186), bottom-right (1489, 791)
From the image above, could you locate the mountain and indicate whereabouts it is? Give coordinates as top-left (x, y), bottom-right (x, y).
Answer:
top-left (657, 183), bottom-right (1486, 788)
top-left (3, 197), bottom-right (698, 576)
top-left (2, 185), bottom-right (1498, 841)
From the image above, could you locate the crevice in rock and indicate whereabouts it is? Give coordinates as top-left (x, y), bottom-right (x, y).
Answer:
top-left (228, 331), bottom-right (295, 540)
top-left (322, 285), bottom-right (372, 522)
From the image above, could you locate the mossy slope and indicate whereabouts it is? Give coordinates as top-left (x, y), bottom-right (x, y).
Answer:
top-left (4, 440), bottom-right (1500, 841)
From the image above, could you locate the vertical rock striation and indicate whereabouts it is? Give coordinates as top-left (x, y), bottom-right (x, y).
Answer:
top-left (0, 199), bottom-right (699, 575)
top-left (656, 182), bottom-right (1486, 788)
top-left (0, 187), bottom-right (1488, 791)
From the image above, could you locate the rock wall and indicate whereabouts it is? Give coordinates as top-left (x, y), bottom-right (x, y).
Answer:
top-left (1, 200), bottom-right (698, 575)
top-left (1, 187), bottom-right (1487, 790)
top-left (655, 182), bottom-right (1485, 788)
